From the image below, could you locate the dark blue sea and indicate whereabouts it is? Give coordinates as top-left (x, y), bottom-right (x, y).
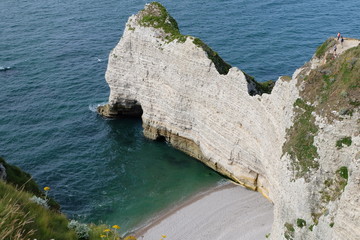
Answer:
top-left (1, 0), bottom-right (359, 232)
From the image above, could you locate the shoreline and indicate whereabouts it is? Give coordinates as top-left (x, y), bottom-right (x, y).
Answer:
top-left (132, 181), bottom-right (273, 240)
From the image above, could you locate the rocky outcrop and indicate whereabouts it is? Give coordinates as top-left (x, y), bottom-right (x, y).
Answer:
top-left (0, 163), bottom-right (6, 181)
top-left (99, 3), bottom-right (360, 239)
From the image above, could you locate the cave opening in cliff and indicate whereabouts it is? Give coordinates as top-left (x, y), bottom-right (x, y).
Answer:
top-left (155, 135), bottom-right (166, 142)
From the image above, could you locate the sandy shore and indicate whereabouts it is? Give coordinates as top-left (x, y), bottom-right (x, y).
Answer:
top-left (134, 182), bottom-right (273, 240)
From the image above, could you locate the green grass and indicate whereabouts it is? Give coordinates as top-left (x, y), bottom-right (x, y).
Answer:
top-left (256, 80), bottom-right (275, 94)
top-left (0, 180), bottom-right (126, 240)
top-left (282, 98), bottom-right (319, 180)
top-left (337, 166), bottom-right (349, 180)
top-left (0, 157), bottom-right (129, 240)
top-left (244, 73), bottom-right (275, 95)
top-left (336, 137), bottom-right (352, 149)
top-left (192, 37), bottom-right (232, 74)
top-left (137, 3), bottom-right (233, 75)
top-left (0, 157), bottom-right (60, 211)
top-left (301, 45), bottom-right (360, 121)
top-left (0, 181), bottom-right (77, 240)
top-left (0, 157), bottom-right (42, 196)
top-left (138, 2), bottom-right (187, 43)
top-left (315, 38), bottom-right (336, 58)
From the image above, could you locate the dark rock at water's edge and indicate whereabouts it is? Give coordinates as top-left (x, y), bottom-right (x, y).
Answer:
top-left (0, 163), bottom-right (6, 181)
top-left (0, 66), bottom-right (12, 71)
top-left (97, 100), bottom-right (143, 118)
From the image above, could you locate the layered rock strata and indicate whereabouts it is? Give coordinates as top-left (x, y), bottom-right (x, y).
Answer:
top-left (99, 3), bottom-right (360, 239)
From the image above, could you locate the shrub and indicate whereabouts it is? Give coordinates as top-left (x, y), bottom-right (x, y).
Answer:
top-left (296, 218), bottom-right (306, 228)
top-left (68, 220), bottom-right (90, 240)
top-left (29, 196), bottom-right (49, 209)
top-left (336, 137), bottom-right (352, 149)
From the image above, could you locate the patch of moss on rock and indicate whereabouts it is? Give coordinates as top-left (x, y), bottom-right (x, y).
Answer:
top-left (280, 75), bottom-right (292, 82)
top-left (296, 218), bottom-right (306, 228)
top-left (336, 136), bottom-right (352, 149)
top-left (309, 224), bottom-right (315, 231)
top-left (244, 73), bottom-right (275, 95)
top-left (138, 2), bottom-right (187, 43)
top-left (320, 168), bottom-right (348, 203)
top-left (337, 166), bottom-right (348, 180)
top-left (284, 222), bottom-right (295, 240)
top-left (282, 98), bottom-right (319, 180)
top-left (312, 166), bottom-right (349, 224)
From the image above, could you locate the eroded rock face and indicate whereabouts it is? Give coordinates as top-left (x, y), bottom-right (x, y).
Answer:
top-left (0, 163), bottom-right (6, 181)
top-left (100, 3), bottom-right (360, 239)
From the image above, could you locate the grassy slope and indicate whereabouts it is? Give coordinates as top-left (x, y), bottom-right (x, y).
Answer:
top-left (283, 43), bottom-right (359, 180)
top-left (0, 157), bottom-right (128, 240)
top-left (0, 180), bottom-right (77, 240)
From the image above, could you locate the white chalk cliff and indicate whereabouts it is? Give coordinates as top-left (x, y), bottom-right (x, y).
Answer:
top-left (99, 3), bottom-right (360, 239)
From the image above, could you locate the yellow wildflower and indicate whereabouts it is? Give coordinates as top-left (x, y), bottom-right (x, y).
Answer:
top-left (124, 236), bottom-right (137, 240)
top-left (162, 235), bottom-right (167, 238)
top-left (104, 229), bottom-right (111, 232)
top-left (100, 234), bottom-right (106, 238)
top-left (44, 186), bottom-right (50, 191)
top-left (112, 225), bottom-right (121, 229)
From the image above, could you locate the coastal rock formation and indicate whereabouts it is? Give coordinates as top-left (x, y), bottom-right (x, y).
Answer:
top-left (99, 3), bottom-right (360, 239)
top-left (0, 163), bottom-right (6, 181)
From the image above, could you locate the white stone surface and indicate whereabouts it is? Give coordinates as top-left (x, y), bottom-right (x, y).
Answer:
top-left (104, 4), bottom-right (360, 239)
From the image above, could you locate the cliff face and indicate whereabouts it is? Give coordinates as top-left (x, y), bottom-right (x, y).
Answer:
top-left (99, 3), bottom-right (360, 239)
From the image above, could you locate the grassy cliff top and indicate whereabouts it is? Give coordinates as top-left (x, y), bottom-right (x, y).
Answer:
top-left (137, 2), bottom-right (186, 43)
top-left (303, 43), bottom-right (360, 120)
top-left (283, 39), bottom-right (359, 181)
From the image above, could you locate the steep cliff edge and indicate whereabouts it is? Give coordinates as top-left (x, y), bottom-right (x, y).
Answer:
top-left (98, 2), bottom-right (360, 239)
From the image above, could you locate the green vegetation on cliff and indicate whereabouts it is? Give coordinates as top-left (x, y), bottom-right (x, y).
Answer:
top-left (0, 180), bottom-right (77, 240)
top-left (137, 2), bottom-right (233, 75)
top-left (0, 158), bottom-right (129, 240)
top-left (0, 157), bottom-right (60, 211)
top-left (283, 98), bottom-right (319, 180)
top-left (315, 38), bottom-right (336, 58)
top-left (302, 44), bottom-right (360, 120)
top-left (193, 37), bottom-right (232, 75)
top-left (310, 166), bottom-right (349, 225)
top-left (284, 222), bottom-right (295, 240)
top-left (336, 136), bottom-right (352, 149)
top-left (138, 2), bottom-right (186, 43)
top-left (283, 40), bottom-right (359, 180)
top-left (244, 73), bottom-right (275, 95)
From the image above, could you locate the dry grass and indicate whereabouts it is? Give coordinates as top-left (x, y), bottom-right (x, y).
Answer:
top-left (301, 45), bottom-right (360, 121)
top-left (0, 192), bottom-right (35, 240)
top-left (0, 181), bottom-right (77, 240)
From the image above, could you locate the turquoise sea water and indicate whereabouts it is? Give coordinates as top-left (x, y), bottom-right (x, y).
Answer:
top-left (1, 0), bottom-right (360, 231)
